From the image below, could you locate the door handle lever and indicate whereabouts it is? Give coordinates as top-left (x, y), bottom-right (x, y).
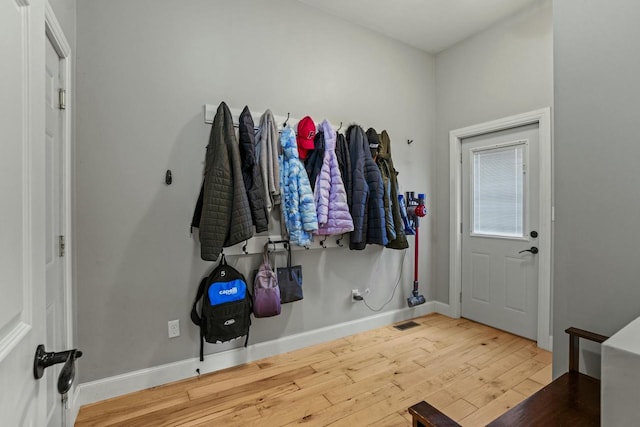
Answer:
top-left (33, 344), bottom-right (83, 394)
top-left (519, 246), bottom-right (539, 254)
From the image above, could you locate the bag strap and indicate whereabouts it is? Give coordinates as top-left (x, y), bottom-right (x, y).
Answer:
top-left (190, 276), bottom-right (208, 326)
top-left (263, 242), bottom-right (270, 267)
top-left (286, 242), bottom-right (294, 280)
top-left (245, 291), bottom-right (252, 347)
top-left (190, 275), bottom-right (208, 361)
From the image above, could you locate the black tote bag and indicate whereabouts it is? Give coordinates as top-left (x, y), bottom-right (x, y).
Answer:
top-left (276, 243), bottom-right (303, 303)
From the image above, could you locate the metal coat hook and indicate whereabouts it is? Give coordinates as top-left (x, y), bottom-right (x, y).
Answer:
top-left (165, 170), bottom-right (172, 185)
top-left (337, 122), bottom-right (343, 132)
top-left (336, 234), bottom-right (345, 247)
top-left (242, 240), bottom-right (249, 255)
top-left (407, 139), bottom-right (414, 145)
top-left (283, 112), bottom-right (290, 128)
top-left (267, 239), bottom-right (290, 253)
top-left (320, 236), bottom-right (328, 248)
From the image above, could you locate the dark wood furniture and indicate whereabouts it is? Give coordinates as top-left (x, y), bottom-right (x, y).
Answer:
top-left (408, 401), bottom-right (462, 427)
top-left (408, 327), bottom-right (608, 427)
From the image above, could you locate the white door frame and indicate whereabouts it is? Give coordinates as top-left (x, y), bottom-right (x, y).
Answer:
top-left (44, 6), bottom-right (76, 423)
top-left (449, 108), bottom-right (552, 351)
top-left (45, 2), bottom-right (73, 353)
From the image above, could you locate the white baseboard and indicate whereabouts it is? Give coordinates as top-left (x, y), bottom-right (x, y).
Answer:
top-left (76, 301), bottom-right (447, 408)
top-left (431, 301), bottom-right (454, 317)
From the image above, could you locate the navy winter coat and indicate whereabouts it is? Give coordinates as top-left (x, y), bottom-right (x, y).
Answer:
top-left (367, 128), bottom-right (395, 243)
top-left (238, 106), bottom-right (268, 233)
top-left (346, 125), bottom-right (388, 249)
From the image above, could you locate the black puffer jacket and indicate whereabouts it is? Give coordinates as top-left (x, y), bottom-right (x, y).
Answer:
top-left (336, 133), bottom-right (352, 206)
top-left (239, 106), bottom-right (268, 233)
top-left (192, 102), bottom-right (253, 261)
top-left (304, 131), bottom-right (325, 191)
top-left (346, 125), bottom-right (388, 250)
top-left (378, 131), bottom-right (408, 249)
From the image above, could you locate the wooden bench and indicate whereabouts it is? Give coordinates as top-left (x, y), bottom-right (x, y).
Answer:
top-left (408, 327), bottom-right (608, 427)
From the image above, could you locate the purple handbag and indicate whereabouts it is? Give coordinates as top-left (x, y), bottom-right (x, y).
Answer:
top-left (253, 244), bottom-right (281, 318)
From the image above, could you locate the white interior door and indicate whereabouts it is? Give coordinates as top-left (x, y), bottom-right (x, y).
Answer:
top-left (0, 0), bottom-right (47, 425)
top-left (461, 124), bottom-right (540, 340)
top-left (45, 32), bottom-right (68, 427)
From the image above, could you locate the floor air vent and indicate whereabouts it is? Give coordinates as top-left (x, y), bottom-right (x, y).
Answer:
top-left (394, 321), bottom-right (420, 331)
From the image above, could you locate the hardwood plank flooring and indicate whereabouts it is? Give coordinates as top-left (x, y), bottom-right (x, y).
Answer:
top-left (75, 314), bottom-right (552, 427)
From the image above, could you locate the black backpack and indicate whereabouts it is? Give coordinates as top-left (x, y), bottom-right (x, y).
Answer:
top-left (190, 255), bottom-right (252, 361)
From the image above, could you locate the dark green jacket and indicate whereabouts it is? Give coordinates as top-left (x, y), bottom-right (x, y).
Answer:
top-left (377, 131), bottom-right (408, 249)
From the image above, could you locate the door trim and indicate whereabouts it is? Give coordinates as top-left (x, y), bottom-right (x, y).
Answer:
top-left (449, 108), bottom-right (552, 350)
top-left (45, 2), bottom-right (73, 352)
top-left (45, 4), bottom-right (76, 423)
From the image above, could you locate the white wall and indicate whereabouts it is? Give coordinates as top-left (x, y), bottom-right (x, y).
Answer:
top-left (75, 0), bottom-right (435, 383)
top-left (553, 0), bottom-right (640, 377)
top-left (48, 0), bottom-right (75, 49)
top-left (434, 0), bottom-right (553, 303)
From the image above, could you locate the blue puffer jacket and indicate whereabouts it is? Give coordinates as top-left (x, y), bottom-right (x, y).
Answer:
top-left (279, 127), bottom-right (318, 246)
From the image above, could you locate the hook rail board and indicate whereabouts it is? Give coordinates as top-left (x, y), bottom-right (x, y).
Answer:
top-left (221, 233), bottom-right (349, 256)
top-left (203, 104), bottom-right (340, 132)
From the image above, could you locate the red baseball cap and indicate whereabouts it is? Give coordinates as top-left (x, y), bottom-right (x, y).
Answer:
top-left (296, 116), bottom-right (316, 160)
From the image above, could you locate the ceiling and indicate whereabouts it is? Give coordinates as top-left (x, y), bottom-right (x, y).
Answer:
top-left (297, 0), bottom-right (539, 54)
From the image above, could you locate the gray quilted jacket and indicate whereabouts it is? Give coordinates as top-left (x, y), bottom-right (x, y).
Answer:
top-left (194, 102), bottom-right (253, 261)
top-left (256, 110), bottom-right (281, 210)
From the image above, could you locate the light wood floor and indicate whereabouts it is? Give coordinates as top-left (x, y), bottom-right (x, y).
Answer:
top-left (76, 314), bottom-right (552, 427)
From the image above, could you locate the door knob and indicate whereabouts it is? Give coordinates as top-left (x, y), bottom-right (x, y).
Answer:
top-left (33, 344), bottom-right (83, 394)
top-left (519, 246), bottom-right (539, 254)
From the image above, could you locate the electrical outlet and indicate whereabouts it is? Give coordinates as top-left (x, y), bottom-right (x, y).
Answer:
top-left (351, 289), bottom-right (363, 303)
top-left (168, 319), bottom-right (180, 338)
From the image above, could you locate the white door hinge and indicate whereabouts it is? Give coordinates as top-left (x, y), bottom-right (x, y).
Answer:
top-left (58, 235), bottom-right (65, 257)
top-left (460, 152), bottom-right (462, 163)
top-left (459, 292), bottom-right (462, 303)
top-left (58, 88), bottom-right (66, 110)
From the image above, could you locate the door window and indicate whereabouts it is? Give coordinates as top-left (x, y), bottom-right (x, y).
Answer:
top-left (471, 141), bottom-right (526, 238)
